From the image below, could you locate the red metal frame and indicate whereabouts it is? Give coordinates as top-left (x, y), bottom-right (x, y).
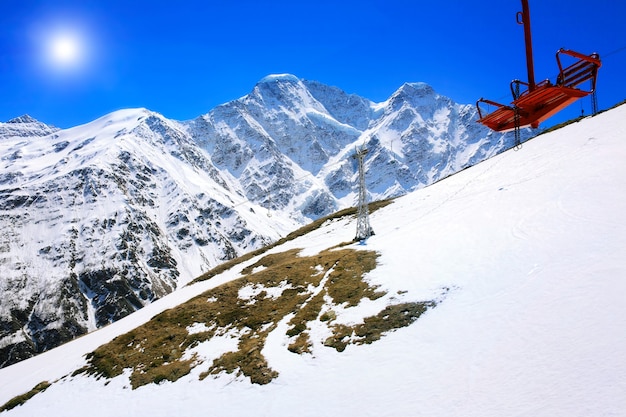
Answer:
top-left (476, 0), bottom-right (601, 132)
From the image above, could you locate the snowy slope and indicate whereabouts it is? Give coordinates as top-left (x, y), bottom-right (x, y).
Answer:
top-left (1, 104), bottom-right (624, 416)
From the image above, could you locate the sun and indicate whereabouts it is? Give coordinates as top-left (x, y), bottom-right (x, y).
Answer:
top-left (47, 32), bottom-right (84, 68)
top-left (51, 35), bottom-right (79, 63)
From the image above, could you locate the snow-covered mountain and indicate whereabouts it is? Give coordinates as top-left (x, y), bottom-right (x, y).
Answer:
top-left (0, 109), bottom-right (298, 368)
top-left (0, 74), bottom-right (518, 368)
top-left (188, 75), bottom-right (516, 215)
top-left (1, 103), bottom-right (624, 417)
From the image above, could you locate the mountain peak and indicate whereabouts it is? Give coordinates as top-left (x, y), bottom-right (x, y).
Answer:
top-left (6, 114), bottom-right (43, 124)
top-left (258, 73), bottom-right (301, 84)
top-left (1, 114), bottom-right (58, 138)
top-left (248, 73), bottom-right (323, 114)
top-left (386, 81), bottom-right (446, 114)
top-left (397, 82), bottom-right (436, 97)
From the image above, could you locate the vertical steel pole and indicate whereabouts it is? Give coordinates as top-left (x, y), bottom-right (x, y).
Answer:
top-left (518, 0), bottom-right (536, 91)
top-left (354, 148), bottom-right (373, 241)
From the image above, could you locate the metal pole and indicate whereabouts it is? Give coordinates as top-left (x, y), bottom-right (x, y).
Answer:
top-left (518, 0), bottom-right (536, 91)
top-left (354, 148), bottom-right (373, 241)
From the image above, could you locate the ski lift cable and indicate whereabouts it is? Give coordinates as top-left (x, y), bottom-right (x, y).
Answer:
top-left (602, 44), bottom-right (626, 59)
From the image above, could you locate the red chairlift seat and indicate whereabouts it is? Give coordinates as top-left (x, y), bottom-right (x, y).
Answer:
top-left (477, 49), bottom-right (601, 132)
top-left (476, 0), bottom-right (602, 133)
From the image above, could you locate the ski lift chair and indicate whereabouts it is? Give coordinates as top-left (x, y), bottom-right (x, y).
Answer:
top-left (476, 0), bottom-right (602, 133)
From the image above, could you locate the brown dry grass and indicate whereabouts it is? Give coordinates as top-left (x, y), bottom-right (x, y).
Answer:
top-left (84, 247), bottom-right (385, 387)
top-left (0, 381), bottom-right (51, 412)
top-left (323, 301), bottom-right (437, 352)
top-left (76, 198), bottom-right (444, 389)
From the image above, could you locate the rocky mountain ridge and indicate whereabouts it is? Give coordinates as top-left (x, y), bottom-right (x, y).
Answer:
top-left (0, 74), bottom-right (519, 367)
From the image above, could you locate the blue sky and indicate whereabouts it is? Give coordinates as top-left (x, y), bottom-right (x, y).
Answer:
top-left (1, 0), bottom-right (624, 129)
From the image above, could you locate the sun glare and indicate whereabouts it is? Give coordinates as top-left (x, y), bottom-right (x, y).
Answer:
top-left (51, 35), bottom-right (79, 63)
top-left (46, 31), bottom-right (84, 69)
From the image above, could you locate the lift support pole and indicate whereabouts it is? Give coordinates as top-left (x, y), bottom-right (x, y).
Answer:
top-left (518, 0), bottom-right (536, 92)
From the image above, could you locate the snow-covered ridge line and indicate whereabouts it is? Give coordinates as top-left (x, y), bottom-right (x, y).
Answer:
top-left (0, 73), bottom-right (519, 368)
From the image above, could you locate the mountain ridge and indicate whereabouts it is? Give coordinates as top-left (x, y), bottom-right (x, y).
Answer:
top-left (0, 74), bottom-right (520, 367)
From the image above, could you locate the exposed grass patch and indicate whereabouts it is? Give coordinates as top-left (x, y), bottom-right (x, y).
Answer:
top-left (325, 250), bottom-right (384, 307)
top-left (84, 247), bottom-right (379, 387)
top-left (200, 335), bottom-right (278, 385)
top-left (287, 331), bottom-right (313, 354)
top-left (0, 381), bottom-right (51, 412)
top-left (324, 301), bottom-right (438, 352)
top-left (81, 239), bottom-right (443, 389)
